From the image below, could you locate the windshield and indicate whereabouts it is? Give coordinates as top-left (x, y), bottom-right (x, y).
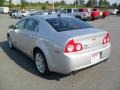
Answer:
top-left (46, 17), bottom-right (93, 32)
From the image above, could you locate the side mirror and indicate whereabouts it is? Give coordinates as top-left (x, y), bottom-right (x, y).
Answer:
top-left (9, 25), bottom-right (16, 29)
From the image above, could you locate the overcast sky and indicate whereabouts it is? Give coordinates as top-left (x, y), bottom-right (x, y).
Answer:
top-left (12, 0), bottom-right (120, 4)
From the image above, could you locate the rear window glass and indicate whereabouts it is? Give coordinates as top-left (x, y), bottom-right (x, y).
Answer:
top-left (46, 17), bottom-right (93, 32)
top-left (73, 9), bottom-right (79, 12)
top-left (79, 9), bottom-right (87, 12)
top-left (67, 9), bottom-right (72, 13)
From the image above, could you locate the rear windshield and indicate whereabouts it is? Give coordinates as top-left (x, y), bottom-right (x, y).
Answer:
top-left (67, 9), bottom-right (72, 13)
top-left (73, 9), bottom-right (79, 12)
top-left (46, 17), bottom-right (93, 32)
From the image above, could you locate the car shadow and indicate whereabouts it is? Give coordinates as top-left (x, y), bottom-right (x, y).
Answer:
top-left (0, 40), bottom-right (69, 81)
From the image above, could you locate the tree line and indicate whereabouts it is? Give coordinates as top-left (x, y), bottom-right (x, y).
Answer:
top-left (0, 0), bottom-right (120, 9)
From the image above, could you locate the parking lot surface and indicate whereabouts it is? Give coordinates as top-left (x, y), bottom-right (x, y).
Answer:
top-left (0, 14), bottom-right (120, 90)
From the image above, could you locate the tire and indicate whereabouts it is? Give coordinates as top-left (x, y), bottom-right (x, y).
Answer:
top-left (102, 15), bottom-right (105, 18)
top-left (75, 15), bottom-right (81, 19)
top-left (8, 36), bottom-right (14, 49)
top-left (13, 15), bottom-right (16, 19)
top-left (34, 50), bottom-right (49, 75)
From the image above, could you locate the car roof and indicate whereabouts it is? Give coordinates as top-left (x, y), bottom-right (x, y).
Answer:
top-left (30, 14), bottom-right (72, 20)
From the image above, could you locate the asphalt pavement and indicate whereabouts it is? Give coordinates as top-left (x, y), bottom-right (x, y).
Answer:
top-left (0, 14), bottom-right (120, 90)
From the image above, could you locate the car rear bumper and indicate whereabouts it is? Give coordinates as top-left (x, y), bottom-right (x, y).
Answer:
top-left (49, 43), bottom-right (111, 74)
top-left (81, 16), bottom-right (90, 20)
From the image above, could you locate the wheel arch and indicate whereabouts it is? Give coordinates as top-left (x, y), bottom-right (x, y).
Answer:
top-left (33, 46), bottom-right (52, 68)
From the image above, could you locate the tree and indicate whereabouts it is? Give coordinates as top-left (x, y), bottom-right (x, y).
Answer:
top-left (60, 0), bottom-right (66, 5)
top-left (86, 0), bottom-right (97, 7)
top-left (41, 5), bottom-right (46, 10)
top-left (92, 0), bottom-right (97, 6)
top-left (118, 3), bottom-right (120, 9)
top-left (86, 0), bottom-right (92, 7)
top-left (0, 0), bottom-right (5, 7)
top-left (9, 0), bottom-right (12, 8)
top-left (74, 0), bottom-right (79, 5)
top-left (45, 1), bottom-right (49, 5)
top-left (99, 0), bottom-right (110, 7)
top-left (112, 3), bottom-right (118, 9)
top-left (54, 1), bottom-right (59, 6)
top-left (104, 0), bottom-right (110, 7)
top-left (79, 0), bottom-right (85, 5)
top-left (20, 0), bottom-right (26, 9)
top-left (99, 0), bottom-right (104, 7)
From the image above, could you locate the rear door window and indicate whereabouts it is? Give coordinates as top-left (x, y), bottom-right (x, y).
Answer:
top-left (24, 19), bottom-right (39, 32)
top-left (15, 19), bottom-right (26, 30)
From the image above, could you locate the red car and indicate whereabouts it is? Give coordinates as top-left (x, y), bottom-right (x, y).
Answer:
top-left (102, 10), bottom-right (110, 18)
top-left (91, 8), bottom-right (100, 20)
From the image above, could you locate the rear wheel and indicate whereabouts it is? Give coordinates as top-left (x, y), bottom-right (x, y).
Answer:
top-left (34, 50), bottom-right (49, 75)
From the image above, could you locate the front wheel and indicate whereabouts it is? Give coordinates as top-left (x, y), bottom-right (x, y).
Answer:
top-left (8, 36), bottom-right (14, 49)
top-left (34, 50), bottom-right (49, 75)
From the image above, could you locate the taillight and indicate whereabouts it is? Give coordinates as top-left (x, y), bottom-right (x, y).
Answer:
top-left (102, 33), bottom-right (110, 45)
top-left (64, 39), bottom-right (83, 53)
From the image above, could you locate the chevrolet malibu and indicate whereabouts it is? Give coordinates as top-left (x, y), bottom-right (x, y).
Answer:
top-left (7, 14), bottom-right (111, 75)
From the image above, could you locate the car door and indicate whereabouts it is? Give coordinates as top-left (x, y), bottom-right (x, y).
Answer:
top-left (11, 19), bottom-right (26, 49)
top-left (20, 19), bottom-right (39, 56)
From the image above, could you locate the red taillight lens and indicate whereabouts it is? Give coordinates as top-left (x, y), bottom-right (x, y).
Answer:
top-left (102, 33), bottom-right (110, 45)
top-left (64, 39), bottom-right (83, 53)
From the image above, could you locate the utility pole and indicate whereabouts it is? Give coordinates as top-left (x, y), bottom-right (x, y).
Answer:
top-left (53, 1), bottom-right (54, 10)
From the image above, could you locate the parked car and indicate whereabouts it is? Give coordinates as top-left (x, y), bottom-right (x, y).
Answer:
top-left (9, 9), bottom-right (18, 16)
top-left (61, 8), bottom-right (81, 18)
top-left (30, 11), bottom-right (43, 16)
top-left (7, 14), bottom-right (111, 75)
top-left (102, 10), bottom-right (110, 18)
top-left (117, 9), bottom-right (120, 15)
top-left (78, 8), bottom-right (91, 20)
top-left (109, 9), bottom-right (118, 15)
top-left (90, 8), bottom-right (100, 20)
top-left (11, 10), bottom-right (30, 19)
top-left (0, 7), bottom-right (9, 14)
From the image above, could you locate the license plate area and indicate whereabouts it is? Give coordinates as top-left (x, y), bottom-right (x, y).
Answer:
top-left (91, 52), bottom-right (100, 64)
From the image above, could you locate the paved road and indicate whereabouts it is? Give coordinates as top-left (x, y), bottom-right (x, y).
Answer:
top-left (0, 14), bottom-right (120, 90)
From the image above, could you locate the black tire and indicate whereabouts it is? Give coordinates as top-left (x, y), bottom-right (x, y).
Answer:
top-left (102, 16), bottom-right (105, 18)
top-left (8, 35), bottom-right (14, 49)
top-left (75, 15), bottom-right (81, 19)
top-left (13, 15), bottom-right (16, 19)
top-left (34, 50), bottom-right (49, 75)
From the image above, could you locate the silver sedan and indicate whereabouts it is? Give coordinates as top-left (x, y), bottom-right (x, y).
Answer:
top-left (7, 14), bottom-right (111, 75)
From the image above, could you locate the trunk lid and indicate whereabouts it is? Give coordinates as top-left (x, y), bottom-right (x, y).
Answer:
top-left (60, 28), bottom-right (107, 51)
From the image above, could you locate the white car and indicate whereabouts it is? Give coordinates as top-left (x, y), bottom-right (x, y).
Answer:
top-left (62, 8), bottom-right (81, 18)
top-left (109, 9), bottom-right (118, 15)
top-left (11, 10), bottom-right (30, 19)
top-left (63, 8), bottom-right (91, 20)
top-left (79, 8), bottom-right (91, 20)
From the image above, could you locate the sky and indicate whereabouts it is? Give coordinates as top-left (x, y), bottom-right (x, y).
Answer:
top-left (11, 0), bottom-right (120, 4)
